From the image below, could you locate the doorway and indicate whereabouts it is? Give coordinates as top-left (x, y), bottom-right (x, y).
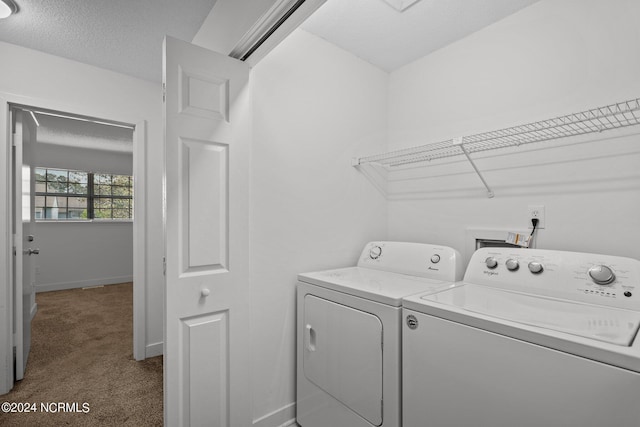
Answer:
top-left (0, 99), bottom-right (147, 394)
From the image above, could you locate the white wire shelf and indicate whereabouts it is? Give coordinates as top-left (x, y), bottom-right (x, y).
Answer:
top-left (352, 98), bottom-right (640, 198)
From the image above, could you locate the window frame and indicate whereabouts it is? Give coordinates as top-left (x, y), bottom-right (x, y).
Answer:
top-left (35, 167), bottom-right (133, 222)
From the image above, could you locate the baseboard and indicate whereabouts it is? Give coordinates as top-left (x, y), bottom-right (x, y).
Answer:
top-left (145, 342), bottom-right (163, 358)
top-left (253, 402), bottom-right (296, 427)
top-left (35, 276), bottom-right (134, 293)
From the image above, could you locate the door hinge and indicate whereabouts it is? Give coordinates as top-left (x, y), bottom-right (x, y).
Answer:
top-left (162, 83), bottom-right (166, 103)
top-left (162, 256), bottom-right (166, 276)
top-left (13, 234), bottom-right (17, 256)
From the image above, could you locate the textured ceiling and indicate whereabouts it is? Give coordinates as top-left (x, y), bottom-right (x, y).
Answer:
top-left (301, 0), bottom-right (540, 72)
top-left (0, 0), bottom-right (542, 83)
top-left (0, 0), bottom-right (218, 83)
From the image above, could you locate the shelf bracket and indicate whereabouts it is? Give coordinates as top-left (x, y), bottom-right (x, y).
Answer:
top-left (453, 137), bottom-right (495, 198)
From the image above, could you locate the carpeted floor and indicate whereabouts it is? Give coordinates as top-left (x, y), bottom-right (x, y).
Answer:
top-left (0, 283), bottom-right (163, 426)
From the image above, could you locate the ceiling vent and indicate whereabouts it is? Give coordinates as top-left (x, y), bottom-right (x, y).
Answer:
top-left (381, 0), bottom-right (422, 12)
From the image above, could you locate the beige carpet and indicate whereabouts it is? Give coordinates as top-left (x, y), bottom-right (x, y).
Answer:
top-left (0, 283), bottom-right (163, 426)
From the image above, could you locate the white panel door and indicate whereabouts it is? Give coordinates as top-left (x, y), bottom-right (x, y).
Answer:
top-left (163, 36), bottom-right (251, 426)
top-left (304, 295), bottom-right (383, 426)
top-left (13, 110), bottom-right (37, 381)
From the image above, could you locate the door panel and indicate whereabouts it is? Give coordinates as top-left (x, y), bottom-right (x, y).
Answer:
top-left (13, 110), bottom-right (37, 381)
top-left (180, 312), bottom-right (229, 427)
top-left (164, 36), bottom-right (251, 426)
top-left (304, 295), bottom-right (383, 426)
top-left (181, 138), bottom-right (228, 273)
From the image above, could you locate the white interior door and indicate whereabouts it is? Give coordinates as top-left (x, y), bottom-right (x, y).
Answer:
top-left (13, 110), bottom-right (37, 381)
top-left (163, 36), bottom-right (252, 426)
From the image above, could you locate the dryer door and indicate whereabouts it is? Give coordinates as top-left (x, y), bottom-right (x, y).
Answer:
top-left (304, 295), bottom-right (383, 426)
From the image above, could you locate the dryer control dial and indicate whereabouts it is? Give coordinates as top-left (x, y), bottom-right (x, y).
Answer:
top-left (588, 265), bottom-right (616, 285)
top-left (528, 261), bottom-right (544, 274)
top-left (430, 254), bottom-right (441, 264)
top-left (369, 245), bottom-right (382, 260)
top-left (485, 257), bottom-right (498, 269)
top-left (505, 259), bottom-right (520, 271)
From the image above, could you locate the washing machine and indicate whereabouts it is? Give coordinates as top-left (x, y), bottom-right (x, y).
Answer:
top-left (403, 247), bottom-right (640, 427)
top-left (296, 241), bottom-right (464, 427)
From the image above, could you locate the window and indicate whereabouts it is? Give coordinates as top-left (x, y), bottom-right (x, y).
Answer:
top-left (35, 167), bottom-right (133, 220)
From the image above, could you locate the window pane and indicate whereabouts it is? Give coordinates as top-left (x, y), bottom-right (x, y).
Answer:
top-left (68, 182), bottom-right (88, 194)
top-left (35, 168), bottom-right (132, 220)
top-left (94, 209), bottom-right (112, 219)
top-left (113, 199), bottom-right (130, 209)
top-left (35, 168), bottom-right (47, 181)
top-left (113, 209), bottom-right (129, 219)
top-left (46, 196), bottom-right (67, 208)
top-left (47, 170), bottom-right (69, 194)
top-left (46, 169), bottom-right (67, 181)
top-left (68, 197), bottom-right (87, 209)
top-left (69, 171), bottom-right (88, 183)
top-left (112, 186), bottom-right (131, 196)
top-left (112, 175), bottom-right (130, 186)
top-left (95, 184), bottom-right (111, 196)
top-left (95, 174), bottom-right (112, 184)
top-left (67, 208), bottom-right (86, 219)
top-left (44, 196), bottom-right (65, 219)
top-left (94, 198), bottom-right (112, 209)
top-left (47, 181), bottom-right (67, 193)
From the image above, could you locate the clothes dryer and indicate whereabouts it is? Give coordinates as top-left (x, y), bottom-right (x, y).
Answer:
top-left (296, 241), bottom-right (463, 427)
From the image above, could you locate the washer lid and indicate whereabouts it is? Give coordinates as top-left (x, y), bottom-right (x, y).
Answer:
top-left (418, 284), bottom-right (640, 346)
top-left (298, 267), bottom-right (454, 307)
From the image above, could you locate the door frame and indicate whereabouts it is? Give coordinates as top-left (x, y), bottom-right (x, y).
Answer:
top-left (0, 93), bottom-right (148, 394)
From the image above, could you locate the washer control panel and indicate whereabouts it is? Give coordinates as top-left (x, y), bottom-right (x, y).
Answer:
top-left (466, 247), bottom-right (640, 310)
top-left (369, 245), bottom-right (383, 260)
top-left (358, 241), bottom-right (464, 282)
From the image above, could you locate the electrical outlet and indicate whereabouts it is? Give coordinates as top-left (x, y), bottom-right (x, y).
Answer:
top-left (528, 205), bottom-right (545, 229)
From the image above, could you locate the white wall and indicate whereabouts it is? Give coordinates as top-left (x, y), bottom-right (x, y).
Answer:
top-left (0, 41), bottom-right (163, 356)
top-left (249, 29), bottom-right (388, 426)
top-left (35, 222), bottom-right (133, 292)
top-left (386, 0), bottom-right (640, 264)
top-left (35, 145), bottom-right (133, 176)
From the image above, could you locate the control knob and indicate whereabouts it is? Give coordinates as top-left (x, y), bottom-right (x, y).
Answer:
top-left (369, 245), bottom-right (382, 260)
top-left (528, 261), bottom-right (544, 274)
top-left (588, 265), bottom-right (616, 285)
top-left (430, 254), bottom-right (441, 264)
top-left (505, 259), bottom-right (520, 271)
top-left (485, 257), bottom-right (498, 269)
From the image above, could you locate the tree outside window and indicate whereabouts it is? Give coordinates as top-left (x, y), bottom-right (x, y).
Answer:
top-left (35, 167), bottom-right (133, 220)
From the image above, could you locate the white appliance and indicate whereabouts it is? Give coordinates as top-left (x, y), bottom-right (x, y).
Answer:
top-left (297, 241), bottom-right (464, 427)
top-left (403, 247), bottom-right (640, 427)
